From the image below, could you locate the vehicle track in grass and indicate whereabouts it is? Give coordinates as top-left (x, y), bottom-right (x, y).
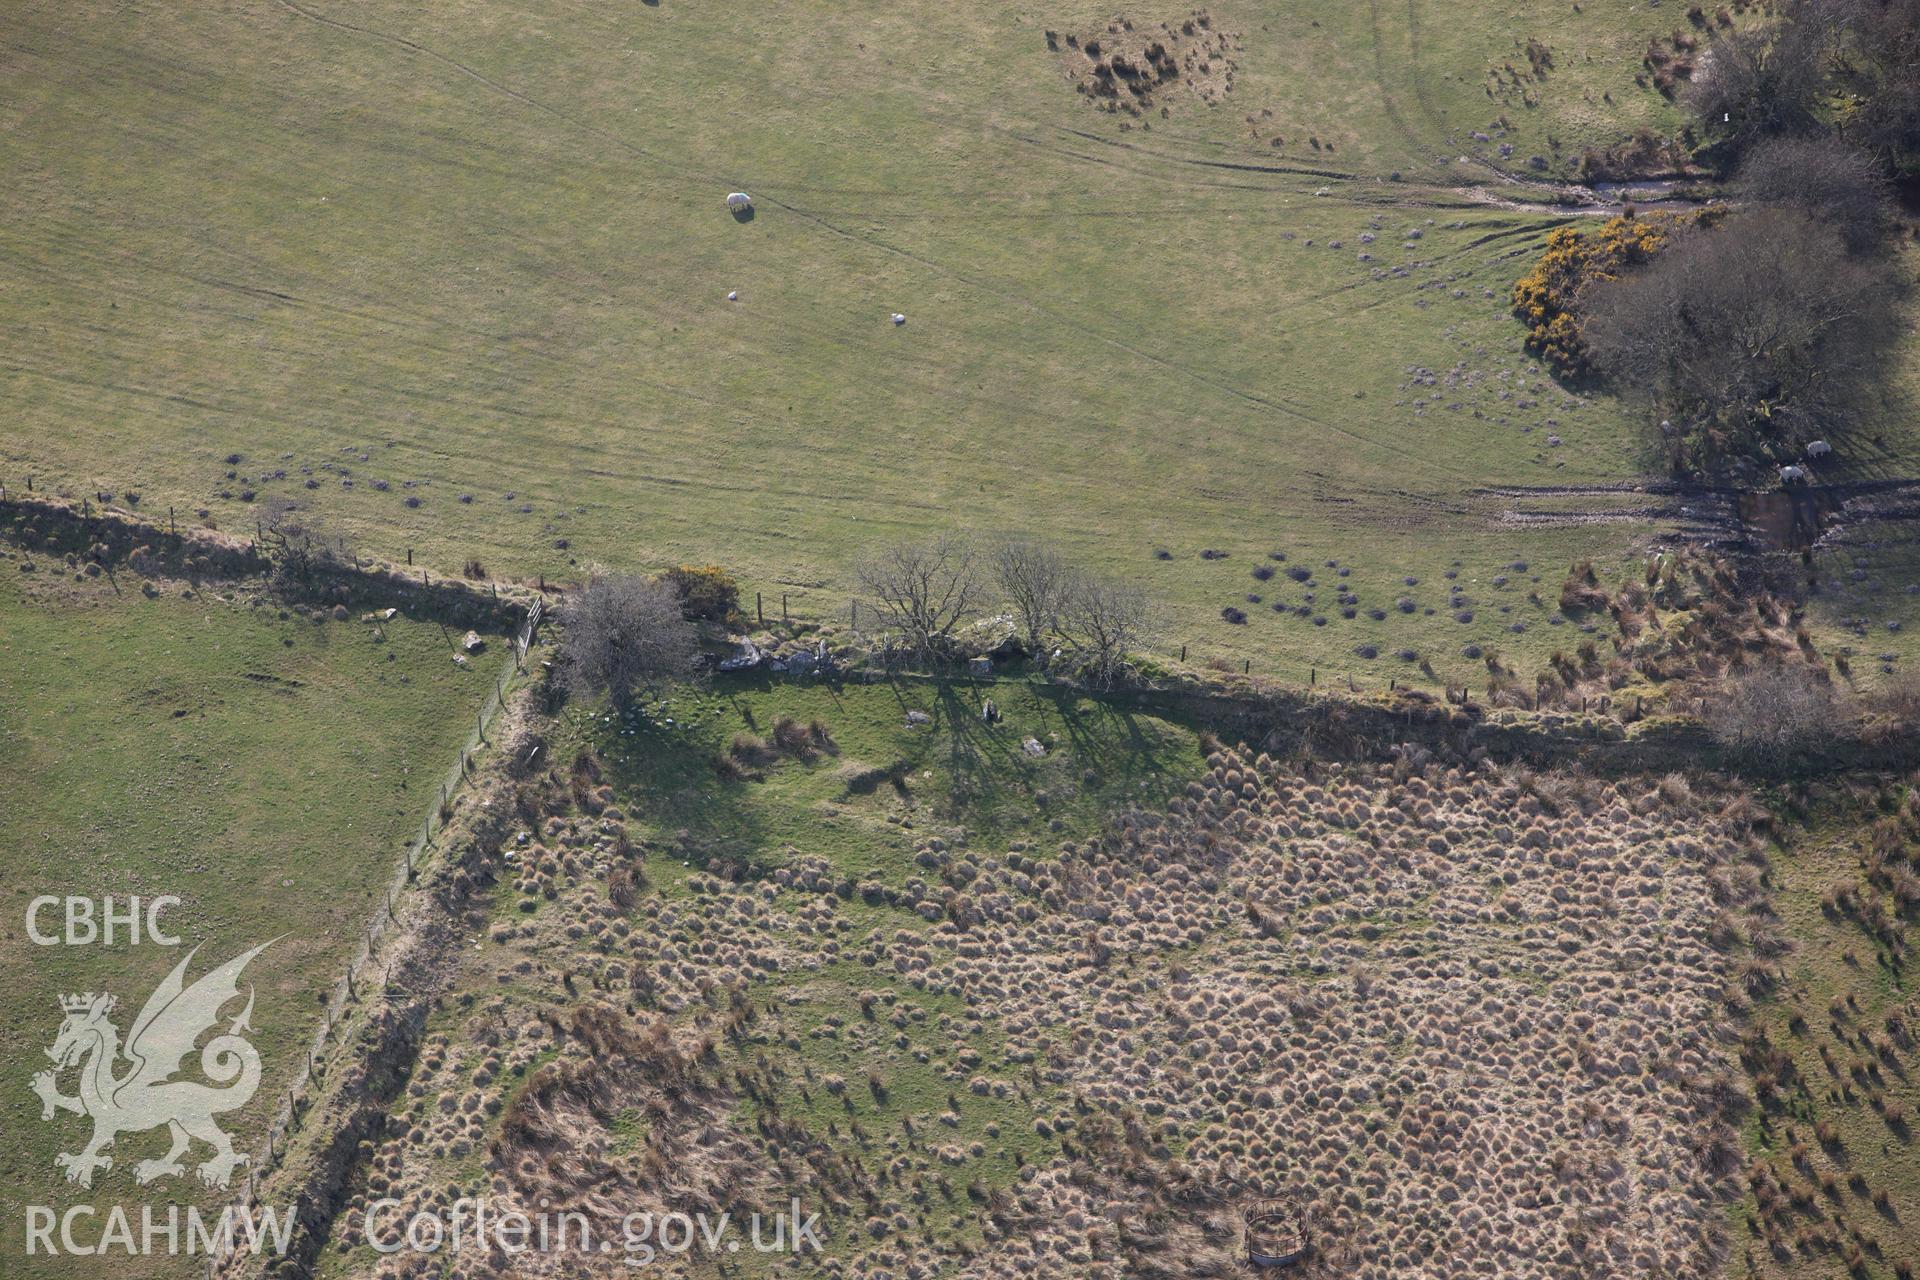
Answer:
top-left (263, 0), bottom-right (1483, 485)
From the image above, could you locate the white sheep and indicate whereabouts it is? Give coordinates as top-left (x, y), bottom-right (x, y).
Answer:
top-left (724, 191), bottom-right (752, 213)
top-left (1806, 439), bottom-right (1832, 459)
top-left (1778, 464), bottom-right (1807, 484)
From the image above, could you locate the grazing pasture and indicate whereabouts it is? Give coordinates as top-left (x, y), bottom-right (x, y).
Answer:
top-left (0, 567), bottom-right (492, 1280)
top-left (10, 5), bottom-right (1920, 1279)
top-left (8, 0), bottom-right (1872, 686)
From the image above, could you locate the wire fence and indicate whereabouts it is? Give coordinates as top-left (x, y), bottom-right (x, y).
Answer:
top-left (214, 597), bottom-right (544, 1261)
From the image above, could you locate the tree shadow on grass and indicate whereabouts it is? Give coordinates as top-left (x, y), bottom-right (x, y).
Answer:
top-left (931, 678), bottom-right (1019, 810)
top-left (1038, 687), bottom-right (1164, 772)
top-left (689, 671), bottom-right (1206, 847)
top-left (919, 675), bottom-right (1203, 838)
top-left (1035, 683), bottom-right (1195, 784)
top-left (581, 698), bottom-right (776, 873)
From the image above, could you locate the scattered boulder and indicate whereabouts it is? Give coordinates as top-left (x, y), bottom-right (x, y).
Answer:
top-left (718, 639), bottom-right (763, 672)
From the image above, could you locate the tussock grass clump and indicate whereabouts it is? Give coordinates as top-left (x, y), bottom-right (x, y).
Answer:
top-left (727, 714), bottom-right (834, 770)
top-left (766, 748), bottom-right (1751, 1277)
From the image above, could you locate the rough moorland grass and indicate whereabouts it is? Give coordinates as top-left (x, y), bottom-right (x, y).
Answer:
top-left (1735, 799), bottom-right (1920, 1280)
top-left (10, 0), bottom-right (1886, 690)
top-left (309, 675), bottom-right (1203, 1276)
top-left (0, 572), bottom-right (491, 1280)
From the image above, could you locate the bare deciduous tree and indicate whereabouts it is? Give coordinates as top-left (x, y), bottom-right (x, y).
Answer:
top-left (556, 575), bottom-right (700, 707)
top-left (1735, 135), bottom-right (1892, 253)
top-left (1703, 662), bottom-right (1842, 759)
top-left (259, 496), bottom-right (353, 598)
top-left (993, 539), bottom-right (1073, 658)
top-left (1684, 10), bottom-right (1830, 150)
top-left (854, 535), bottom-right (982, 662)
top-left (1580, 207), bottom-right (1898, 467)
top-left (1687, 1), bottom-right (1920, 170)
top-left (1831, 0), bottom-right (1920, 170)
top-left (1063, 572), bottom-right (1156, 688)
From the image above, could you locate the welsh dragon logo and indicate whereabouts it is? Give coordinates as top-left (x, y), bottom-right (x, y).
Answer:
top-left (31, 942), bottom-right (271, 1190)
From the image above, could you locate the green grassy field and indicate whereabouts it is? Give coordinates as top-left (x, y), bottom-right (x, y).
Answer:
top-left (13, 0), bottom-right (1899, 690)
top-left (551, 670), bottom-right (1202, 877)
top-left (0, 567), bottom-right (492, 1279)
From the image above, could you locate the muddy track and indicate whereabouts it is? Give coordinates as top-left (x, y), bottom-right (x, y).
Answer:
top-left (1496, 506), bottom-right (1729, 530)
top-left (1478, 478), bottom-right (1920, 503)
top-left (1032, 120), bottom-right (1682, 221)
top-left (218, 778), bottom-right (519, 1279)
top-left (1472, 478), bottom-right (1920, 551)
top-left (1050, 125), bottom-right (1359, 181)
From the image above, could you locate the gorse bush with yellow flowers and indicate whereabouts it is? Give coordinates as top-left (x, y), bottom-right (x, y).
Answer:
top-left (1510, 211), bottom-right (1714, 377)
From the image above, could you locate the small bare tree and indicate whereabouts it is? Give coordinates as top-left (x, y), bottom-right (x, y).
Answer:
top-left (994, 539), bottom-right (1073, 658)
top-left (556, 575), bottom-right (700, 707)
top-left (1684, 12), bottom-right (1829, 151)
top-left (855, 535), bottom-right (982, 663)
top-left (1063, 572), bottom-right (1156, 688)
top-left (259, 496), bottom-right (353, 598)
top-left (1703, 662), bottom-right (1841, 760)
top-left (1735, 135), bottom-right (1892, 253)
top-left (1831, 0), bottom-right (1920, 170)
